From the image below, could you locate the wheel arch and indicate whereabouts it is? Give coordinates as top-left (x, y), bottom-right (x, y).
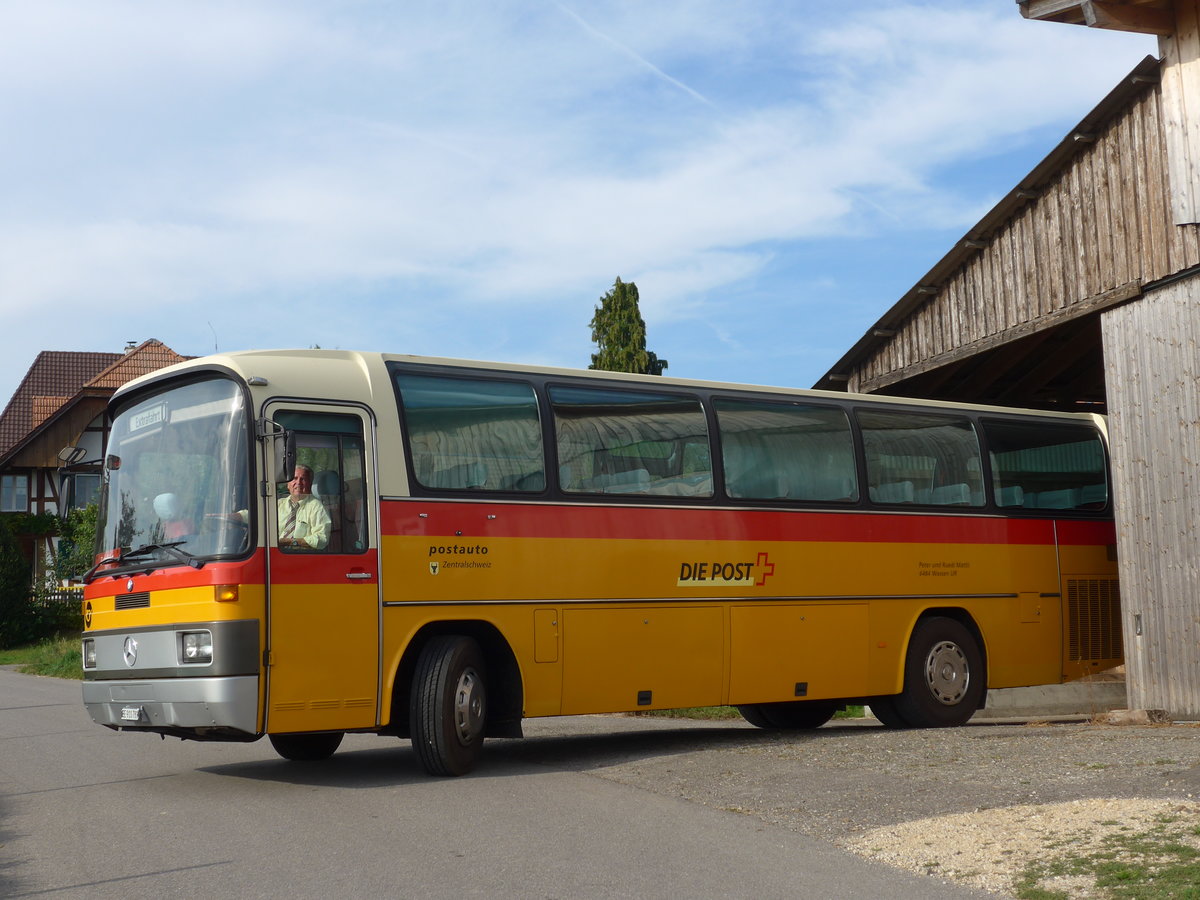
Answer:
top-left (386, 620), bottom-right (524, 739)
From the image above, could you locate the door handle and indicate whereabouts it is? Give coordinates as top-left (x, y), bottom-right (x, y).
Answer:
top-left (346, 572), bottom-right (373, 580)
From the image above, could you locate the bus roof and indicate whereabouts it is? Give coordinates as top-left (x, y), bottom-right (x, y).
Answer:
top-left (113, 348), bottom-right (1107, 425)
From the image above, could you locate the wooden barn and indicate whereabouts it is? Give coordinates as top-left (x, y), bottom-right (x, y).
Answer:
top-left (817, 0), bottom-right (1200, 717)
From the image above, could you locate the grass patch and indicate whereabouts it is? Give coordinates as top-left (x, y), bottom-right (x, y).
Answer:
top-left (640, 706), bottom-right (743, 720)
top-left (1015, 812), bottom-right (1200, 899)
top-left (0, 635), bottom-right (82, 679)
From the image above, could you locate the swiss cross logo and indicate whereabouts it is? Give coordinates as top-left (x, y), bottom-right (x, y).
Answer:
top-left (755, 551), bottom-right (776, 586)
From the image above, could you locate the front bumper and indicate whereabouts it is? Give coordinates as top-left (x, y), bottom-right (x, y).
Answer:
top-left (83, 675), bottom-right (259, 738)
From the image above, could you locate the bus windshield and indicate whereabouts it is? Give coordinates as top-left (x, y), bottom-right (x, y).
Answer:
top-left (93, 377), bottom-right (252, 575)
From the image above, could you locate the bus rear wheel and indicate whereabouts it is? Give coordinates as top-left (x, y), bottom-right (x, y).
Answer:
top-left (737, 700), bottom-right (838, 730)
top-left (892, 617), bottom-right (984, 728)
top-left (410, 635), bottom-right (487, 777)
top-left (269, 731), bottom-right (344, 761)
top-left (867, 696), bottom-right (911, 729)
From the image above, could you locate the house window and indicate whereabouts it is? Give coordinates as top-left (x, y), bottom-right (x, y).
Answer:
top-left (1, 474), bottom-right (29, 512)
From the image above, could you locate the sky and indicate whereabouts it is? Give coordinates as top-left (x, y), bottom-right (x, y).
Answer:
top-left (0, 1), bottom-right (1157, 402)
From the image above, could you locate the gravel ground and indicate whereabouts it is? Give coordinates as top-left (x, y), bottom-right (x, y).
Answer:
top-left (513, 715), bottom-right (1200, 897)
top-left (846, 795), bottom-right (1200, 896)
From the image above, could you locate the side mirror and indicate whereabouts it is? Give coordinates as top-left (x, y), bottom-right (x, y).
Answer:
top-left (274, 430), bottom-right (297, 483)
top-left (58, 446), bottom-right (87, 465)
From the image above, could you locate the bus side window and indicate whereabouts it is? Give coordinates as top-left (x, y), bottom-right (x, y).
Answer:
top-left (983, 419), bottom-right (1108, 512)
top-left (395, 373), bottom-right (546, 494)
top-left (548, 385), bottom-right (713, 498)
top-left (858, 409), bottom-right (984, 508)
top-left (714, 397), bottom-right (858, 503)
top-left (275, 413), bottom-right (369, 554)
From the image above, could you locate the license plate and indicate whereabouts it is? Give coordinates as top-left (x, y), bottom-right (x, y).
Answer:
top-left (120, 706), bottom-right (142, 722)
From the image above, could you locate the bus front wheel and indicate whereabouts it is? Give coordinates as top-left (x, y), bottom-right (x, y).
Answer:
top-left (737, 700), bottom-right (838, 729)
top-left (410, 635), bottom-right (487, 776)
top-left (892, 617), bottom-right (984, 728)
top-left (269, 731), bottom-right (344, 761)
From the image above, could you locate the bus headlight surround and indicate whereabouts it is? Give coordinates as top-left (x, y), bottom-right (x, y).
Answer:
top-left (180, 631), bottom-right (213, 664)
top-left (82, 639), bottom-right (96, 669)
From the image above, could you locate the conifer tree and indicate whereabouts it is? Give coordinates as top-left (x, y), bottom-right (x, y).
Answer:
top-left (588, 277), bottom-right (668, 375)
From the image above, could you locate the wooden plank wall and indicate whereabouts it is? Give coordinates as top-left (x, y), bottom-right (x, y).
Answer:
top-left (1160, 0), bottom-right (1200, 225)
top-left (1102, 277), bottom-right (1200, 717)
top-left (850, 81), bottom-right (1200, 394)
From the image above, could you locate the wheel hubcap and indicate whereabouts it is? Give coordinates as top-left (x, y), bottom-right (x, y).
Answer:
top-left (453, 667), bottom-right (485, 745)
top-left (924, 640), bottom-right (969, 705)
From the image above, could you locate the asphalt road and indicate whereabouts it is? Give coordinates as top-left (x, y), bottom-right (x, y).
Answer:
top-left (0, 668), bottom-right (999, 899)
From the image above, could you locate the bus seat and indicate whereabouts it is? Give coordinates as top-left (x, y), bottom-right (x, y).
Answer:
top-left (432, 461), bottom-right (488, 489)
top-left (601, 468), bottom-right (650, 493)
top-left (649, 473), bottom-right (714, 497)
top-left (931, 483), bottom-right (971, 506)
top-left (806, 473), bottom-right (855, 501)
top-left (342, 477), bottom-right (367, 551)
top-left (995, 485), bottom-right (1024, 507)
top-left (1079, 483), bottom-right (1108, 507)
top-left (871, 481), bottom-right (914, 503)
top-left (314, 470), bottom-right (341, 501)
top-left (1037, 488), bottom-right (1080, 509)
top-left (729, 469), bottom-right (785, 499)
top-left (501, 470), bottom-right (546, 491)
top-left (313, 470), bottom-right (344, 552)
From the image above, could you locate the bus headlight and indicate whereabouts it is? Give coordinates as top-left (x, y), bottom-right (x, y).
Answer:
top-left (180, 631), bottom-right (213, 664)
top-left (82, 639), bottom-right (96, 669)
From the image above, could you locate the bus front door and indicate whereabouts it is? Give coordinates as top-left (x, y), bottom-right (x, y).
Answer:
top-left (264, 405), bottom-right (380, 735)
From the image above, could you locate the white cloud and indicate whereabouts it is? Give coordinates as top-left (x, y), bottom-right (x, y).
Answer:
top-left (0, 1), bottom-right (1156, 395)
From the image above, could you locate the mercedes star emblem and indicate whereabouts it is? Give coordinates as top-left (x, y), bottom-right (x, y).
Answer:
top-left (122, 636), bottom-right (139, 667)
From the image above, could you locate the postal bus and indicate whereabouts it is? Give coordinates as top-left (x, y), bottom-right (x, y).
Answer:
top-left (80, 350), bottom-right (1121, 775)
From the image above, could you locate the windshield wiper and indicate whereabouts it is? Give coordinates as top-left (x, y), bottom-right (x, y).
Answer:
top-left (82, 541), bottom-right (204, 583)
top-left (123, 541), bottom-right (205, 569)
top-left (81, 553), bottom-right (123, 584)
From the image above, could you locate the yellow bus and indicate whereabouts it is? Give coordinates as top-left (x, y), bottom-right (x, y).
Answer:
top-left (80, 350), bottom-right (1120, 775)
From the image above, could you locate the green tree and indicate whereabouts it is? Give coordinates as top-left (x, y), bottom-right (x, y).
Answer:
top-left (0, 519), bottom-right (33, 648)
top-left (589, 277), bottom-right (668, 375)
top-left (54, 504), bottom-right (98, 583)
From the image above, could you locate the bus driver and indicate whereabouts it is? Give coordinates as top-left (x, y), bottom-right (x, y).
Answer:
top-left (220, 463), bottom-right (331, 550)
top-left (277, 464), bottom-right (331, 550)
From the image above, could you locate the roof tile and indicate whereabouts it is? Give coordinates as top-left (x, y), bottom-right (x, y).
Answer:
top-left (0, 340), bottom-right (188, 461)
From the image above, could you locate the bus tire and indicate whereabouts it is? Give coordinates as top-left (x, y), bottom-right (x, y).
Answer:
top-left (867, 696), bottom-right (911, 729)
top-left (269, 731), bottom-right (344, 761)
top-left (736, 701), bottom-right (838, 729)
top-left (410, 635), bottom-right (487, 776)
top-left (893, 617), bottom-right (984, 728)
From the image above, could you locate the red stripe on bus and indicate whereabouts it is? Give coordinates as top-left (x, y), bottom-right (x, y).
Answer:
top-left (85, 554), bottom-right (267, 599)
top-left (266, 549), bottom-right (379, 585)
top-left (1054, 518), bottom-right (1119, 546)
top-left (83, 506), bottom-right (1114, 599)
top-left (380, 499), bottom-right (1114, 546)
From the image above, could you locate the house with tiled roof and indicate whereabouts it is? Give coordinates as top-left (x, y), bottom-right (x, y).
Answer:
top-left (0, 339), bottom-right (188, 581)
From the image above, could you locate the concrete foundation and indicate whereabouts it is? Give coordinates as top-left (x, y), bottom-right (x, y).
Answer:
top-left (972, 681), bottom-right (1128, 720)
